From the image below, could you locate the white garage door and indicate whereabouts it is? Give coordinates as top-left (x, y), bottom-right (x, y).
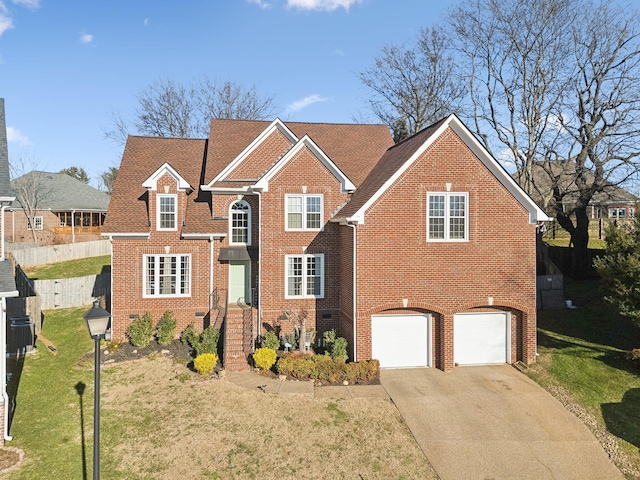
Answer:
top-left (371, 314), bottom-right (431, 368)
top-left (454, 312), bottom-right (510, 365)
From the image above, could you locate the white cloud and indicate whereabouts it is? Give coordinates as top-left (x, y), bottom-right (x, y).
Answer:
top-left (285, 94), bottom-right (328, 113)
top-left (79, 31), bottom-right (93, 44)
top-left (0, 0), bottom-right (39, 37)
top-left (286, 0), bottom-right (363, 12)
top-left (247, 0), bottom-right (271, 8)
top-left (7, 127), bottom-right (30, 146)
top-left (12, 0), bottom-right (40, 10)
top-left (143, 18), bottom-right (149, 26)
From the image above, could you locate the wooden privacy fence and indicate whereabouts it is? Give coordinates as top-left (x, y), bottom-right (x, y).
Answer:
top-left (7, 239), bottom-right (110, 267)
top-left (33, 271), bottom-right (110, 309)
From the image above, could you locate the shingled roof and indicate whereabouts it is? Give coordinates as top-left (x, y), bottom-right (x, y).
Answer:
top-left (0, 99), bottom-right (14, 202)
top-left (105, 120), bottom-right (395, 236)
top-left (11, 171), bottom-right (110, 211)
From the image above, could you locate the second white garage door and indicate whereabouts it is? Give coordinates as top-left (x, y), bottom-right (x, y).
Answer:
top-left (371, 314), bottom-right (432, 368)
top-left (454, 312), bottom-right (510, 365)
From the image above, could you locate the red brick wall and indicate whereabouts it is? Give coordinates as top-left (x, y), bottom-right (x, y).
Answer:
top-left (110, 173), bottom-right (212, 339)
top-left (256, 147), bottom-right (347, 337)
top-left (348, 128), bottom-right (537, 370)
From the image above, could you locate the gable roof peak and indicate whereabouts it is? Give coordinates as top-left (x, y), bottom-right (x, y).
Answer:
top-left (142, 162), bottom-right (193, 191)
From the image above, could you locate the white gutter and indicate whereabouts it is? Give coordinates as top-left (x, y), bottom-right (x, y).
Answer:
top-left (347, 222), bottom-right (357, 362)
top-left (1, 206), bottom-right (6, 260)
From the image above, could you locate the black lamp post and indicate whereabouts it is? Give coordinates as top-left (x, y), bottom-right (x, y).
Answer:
top-left (84, 300), bottom-right (110, 480)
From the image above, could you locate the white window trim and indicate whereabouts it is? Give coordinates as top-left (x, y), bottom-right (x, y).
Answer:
top-left (143, 254), bottom-right (191, 298)
top-left (157, 194), bottom-right (178, 231)
top-left (284, 253), bottom-right (324, 299)
top-left (427, 192), bottom-right (469, 242)
top-left (27, 215), bottom-right (43, 231)
top-left (229, 200), bottom-right (251, 246)
top-left (285, 194), bottom-right (324, 231)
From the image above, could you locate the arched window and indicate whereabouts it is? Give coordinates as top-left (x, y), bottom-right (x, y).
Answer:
top-left (230, 200), bottom-right (251, 245)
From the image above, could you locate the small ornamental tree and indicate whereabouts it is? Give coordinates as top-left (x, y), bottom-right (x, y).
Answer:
top-left (593, 218), bottom-right (640, 326)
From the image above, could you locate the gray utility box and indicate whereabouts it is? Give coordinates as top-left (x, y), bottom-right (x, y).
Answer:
top-left (8, 316), bottom-right (35, 355)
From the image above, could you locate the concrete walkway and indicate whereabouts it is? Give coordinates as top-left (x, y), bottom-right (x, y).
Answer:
top-left (380, 365), bottom-right (624, 480)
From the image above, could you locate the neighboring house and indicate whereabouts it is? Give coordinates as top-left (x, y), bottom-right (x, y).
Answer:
top-left (103, 114), bottom-right (547, 372)
top-left (517, 161), bottom-right (639, 221)
top-left (7, 171), bottom-right (110, 245)
top-left (0, 99), bottom-right (20, 446)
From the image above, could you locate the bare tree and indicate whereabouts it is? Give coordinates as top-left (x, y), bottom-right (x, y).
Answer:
top-left (104, 77), bottom-right (277, 144)
top-left (450, 0), bottom-right (640, 277)
top-left (9, 148), bottom-right (51, 244)
top-left (359, 26), bottom-right (466, 142)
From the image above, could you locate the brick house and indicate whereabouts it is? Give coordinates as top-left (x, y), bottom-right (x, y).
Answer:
top-left (8, 171), bottom-right (110, 245)
top-left (103, 114), bottom-right (547, 372)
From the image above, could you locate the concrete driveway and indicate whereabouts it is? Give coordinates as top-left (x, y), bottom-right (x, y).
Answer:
top-left (380, 365), bottom-right (624, 480)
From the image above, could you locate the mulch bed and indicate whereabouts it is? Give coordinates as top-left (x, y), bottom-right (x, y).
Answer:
top-left (79, 339), bottom-right (194, 368)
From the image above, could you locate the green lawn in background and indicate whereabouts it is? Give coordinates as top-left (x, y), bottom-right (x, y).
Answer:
top-left (6, 307), bottom-right (95, 480)
top-left (530, 279), bottom-right (640, 473)
top-left (22, 255), bottom-right (111, 280)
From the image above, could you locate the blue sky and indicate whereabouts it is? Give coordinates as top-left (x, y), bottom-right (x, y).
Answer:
top-left (0, 0), bottom-right (450, 188)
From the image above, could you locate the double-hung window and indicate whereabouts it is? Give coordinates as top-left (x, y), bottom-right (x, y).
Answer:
top-left (27, 216), bottom-right (43, 231)
top-left (144, 254), bottom-right (191, 297)
top-left (285, 254), bottom-right (324, 298)
top-left (157, 194), bottom-right (177, 230)
top-left (285, 194), bottom-right (323, 230)
top-left (230, 200), bottom-right (251, 245)
top-left (427, 192), bottom-right (468, 241)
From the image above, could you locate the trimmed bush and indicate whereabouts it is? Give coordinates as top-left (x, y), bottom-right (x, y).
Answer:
top-left (193, 353), bottom-right (218, 375)
top-left (253, 347), bottom-right (277, 370)
top-left (275, 352), bottom-right (378, 384)
top-left (126, 312), bottom-right (154, 348)
top-left (195, 327), bottom-right (220, 356)
top-left (261, 330), bottom-right (280, 351)
top-left (180, 323), bottom-right (199, 347)
top-left (323, 329), bottom-right (348, 361)
top-left (156, 310), bottom-right (177, 346)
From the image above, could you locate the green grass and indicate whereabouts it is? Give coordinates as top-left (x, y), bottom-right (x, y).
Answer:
top-left (6, 307), bottom-right (95, 480)
top-left (543, 237), bottom-right (607, 249)
top-left (23, 255), bottom-right (111, 280)
top-left (529, 279), bottom-right (640, 472)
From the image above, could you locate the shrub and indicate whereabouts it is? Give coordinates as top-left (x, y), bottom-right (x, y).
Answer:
top-left (627, 348), bottom-right (640, 369)
top-left (275, 353), bottom-right (378, 383)
top-left (181, 323), bottom-right (199, 347)
top-left (180, 324), bottom-right (220, 357)
top-left (253, 347), bottom-right (277, 370)
top-left (195, 327), bottom-right (220, 356)
top-left (193, 353), bottom-right (218, 375)
top-left (126, 312), bottom-right (154, 348)
top-left (323, 329), bottom-right (349, 361)
top-left (261, 330), bottom-right (280, 351)
top-left (156, 310), bottom-right (177, 346)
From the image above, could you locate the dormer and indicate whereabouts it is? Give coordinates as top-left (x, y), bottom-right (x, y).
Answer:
top-left (142, 163), bottom-right (193, 232)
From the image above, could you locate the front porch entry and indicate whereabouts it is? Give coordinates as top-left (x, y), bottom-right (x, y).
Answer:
top-left (229, 260), bottom-right (251, 305)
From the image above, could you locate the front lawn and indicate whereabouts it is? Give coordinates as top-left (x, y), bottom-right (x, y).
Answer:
top-left (528, 279), bottom-right (640, 477)
top-left (5, 307), bottom-right (435, 479)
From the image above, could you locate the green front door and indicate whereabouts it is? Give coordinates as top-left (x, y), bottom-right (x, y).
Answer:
top-left (229, 260), bottom-right (251, 305)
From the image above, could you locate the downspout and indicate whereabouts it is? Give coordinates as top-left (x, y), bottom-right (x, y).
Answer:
top-left (347, 222), bottom-right (357, 362)
top-left (1, 206), bottom-right (6, 260)
top-left (256, 191), bottom-right (262, 336)
top-left (2, 297), bottom-right (11, 441)
top-left (209, 236), bottom-right (214, 311)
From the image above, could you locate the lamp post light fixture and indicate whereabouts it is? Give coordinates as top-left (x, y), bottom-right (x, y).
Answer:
top-left (84, 300), bottom-right (110, 480)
